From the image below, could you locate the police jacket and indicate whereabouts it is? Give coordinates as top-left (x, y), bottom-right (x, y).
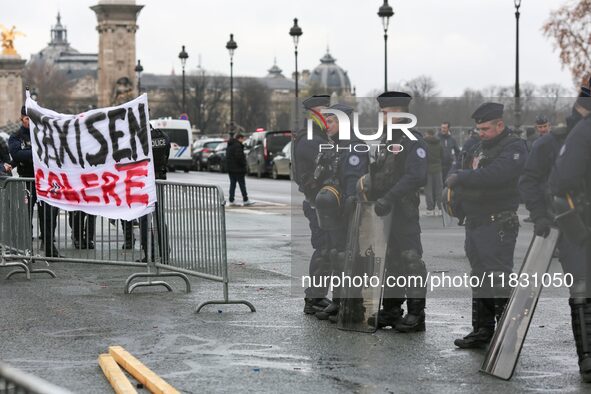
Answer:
top-left (151, 128), bottom-right (171, 180)
top-left (371, 130), bottom-right (428, 232)
top-left (293, 122), bottom-right (328, 200)
top-left (8, 126), bottom-right (34, 178)
top-left (518, 132), bottom-right (565, 221)
top-left (453, 128), bottom-right (527, 218)
top-left (226, 138), bottom-right (247, 174)
top-left (314, 135), bottom-right (369, 200)
top-left (549, 114), bottom-right (591, 198)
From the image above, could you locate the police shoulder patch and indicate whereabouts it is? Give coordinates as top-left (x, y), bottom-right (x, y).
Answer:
top-left (349, 155), bottom-right (360, 166)
top-left (416, 147), bottom-right (426, 159)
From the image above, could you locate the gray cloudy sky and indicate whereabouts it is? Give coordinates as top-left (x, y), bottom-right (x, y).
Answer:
top-left (4, 0), bottom-right (574, 95)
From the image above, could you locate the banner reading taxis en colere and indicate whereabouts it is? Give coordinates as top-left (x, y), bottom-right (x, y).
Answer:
top-left (25, 93), bottom-right (156, 221)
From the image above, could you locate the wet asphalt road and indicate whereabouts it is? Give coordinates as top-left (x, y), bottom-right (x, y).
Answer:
top-left (0, 171), bottom-right (587, 393)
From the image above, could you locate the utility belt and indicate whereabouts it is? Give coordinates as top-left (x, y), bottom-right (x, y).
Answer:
top-left (465, 210), bottom-right (518, 229)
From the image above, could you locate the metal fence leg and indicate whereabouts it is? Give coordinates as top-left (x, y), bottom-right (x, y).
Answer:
top-left (124, 212), bottom-right (191, 294)
top-left (195, 281), bottom-right (256, 313)
top-left (4, 257), bottom-right (56, 280)
top-left (3, 259), bottom-right (30, 280)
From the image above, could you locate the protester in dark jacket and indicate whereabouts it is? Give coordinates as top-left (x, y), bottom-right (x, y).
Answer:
top-left (225, 134), bottom-right (253, 206)
top-left (424, 129), bottom-right (443, 215)
top-left (0, 135), bottom-right (12, 175)
top-left (8, 106), bottom-right (60, 257)
top-left (438, 122), bottom-right (459, 180)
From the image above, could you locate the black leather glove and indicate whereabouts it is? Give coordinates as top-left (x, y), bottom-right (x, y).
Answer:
top-left (374, 198), bottom-right (392, 217)
top-left (445, 173), bottom-right (459, 188)
top-left (534, 216), bottom-right (553, 238)
top-left (345, 196), bottom-right (357, 218)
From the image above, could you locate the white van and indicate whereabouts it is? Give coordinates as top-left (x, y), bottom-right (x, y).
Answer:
top-left (150, 118), bottom-right (193, 172)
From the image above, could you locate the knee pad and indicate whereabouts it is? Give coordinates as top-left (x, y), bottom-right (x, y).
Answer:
top-left (401, 249), bottom-right (426, 277)
top-left (487, 270), bottom-right (511, 298)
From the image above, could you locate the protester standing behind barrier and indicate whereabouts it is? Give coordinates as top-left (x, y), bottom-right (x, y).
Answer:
top-left (139, 126), bottom-right (170, 262)
top-left (8, 106), bottom-right (60, 257)
top-left (68, 211), bottom-right (96, 249)
top-left (226, 134), bottom-right (253, 207)
top-left (0, 134), bottom-right (12, 175)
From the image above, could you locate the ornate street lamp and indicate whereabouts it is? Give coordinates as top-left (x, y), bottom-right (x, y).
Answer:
top-left (178, 45), bottom-right (189, 113)
top-left (378, 0), bottom-right (394, 92)
top-left (514, 0), bottom-right (522, 132)
top-left (226, 34), bottom-right (237, 131)
top-left (289, 18), bottom-right (303, 130)
top-left (135, 59), bottom-right (143, 94)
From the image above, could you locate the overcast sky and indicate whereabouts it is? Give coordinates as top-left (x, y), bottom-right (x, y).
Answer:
top-left (4, 0), bottom-right (575, 96)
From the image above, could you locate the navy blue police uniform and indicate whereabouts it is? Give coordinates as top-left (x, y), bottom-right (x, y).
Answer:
top-left (293, 95), bottom-right (332, 313)
top-left (449, 102), bottom-right (527, 349)
top-left (9, 107), bottom-right (60, 257)
top-left (548, 90), bottom-right (591, 382)
top-left (367, 92), bottom-right (429, 332)
top-left (519, 129), bottom-right (585, 281)
top-left (312, 103), bottom-right (369, 320)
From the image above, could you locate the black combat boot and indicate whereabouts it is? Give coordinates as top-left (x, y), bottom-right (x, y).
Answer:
top-left (316, 299), bottom-right (340, 320)
top-left (454, 298), bottom-right (495, 349)
top-left (303, 297), bottom-right (331, 315)
top-left (368, 306), bottom-right (403, 329)
top-left (395, 298), bottom-right (425, 333)
top-left (570, 298), bottom-right (591, 382)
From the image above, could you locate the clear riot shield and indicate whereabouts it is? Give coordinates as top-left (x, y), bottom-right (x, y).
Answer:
top-left (337, 201), bottom-right (392, 333)
top-left (480, 228), bottom-right (560, 380)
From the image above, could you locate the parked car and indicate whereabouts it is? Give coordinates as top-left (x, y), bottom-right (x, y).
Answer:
top-left (192, 138), bottom-right (224, 171)
top-left (207, 141), bottom-right (228, 173)
top-left (150, 119), bottom-right (193, 172)
top-left (245, 130), bottom-right (291, 178)
top-left (271, 141), bottom-right (291, 179)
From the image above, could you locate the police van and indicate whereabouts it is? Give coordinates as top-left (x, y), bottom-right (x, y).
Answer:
top-left (149, 118), bottom-right (193, 172)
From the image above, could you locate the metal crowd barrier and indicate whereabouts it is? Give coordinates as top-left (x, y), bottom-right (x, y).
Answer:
top-left (154, 180), bottom-right (255, 312)
top-left (0, 362), bottom-right (72, 394)
top-left (0, 177), bottom-right (255, 312)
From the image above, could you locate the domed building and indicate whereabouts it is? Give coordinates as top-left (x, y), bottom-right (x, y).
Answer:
top-left (305, 49), bottom-right (352, 96)
top-left (30, 13), bottom-right (97, 72)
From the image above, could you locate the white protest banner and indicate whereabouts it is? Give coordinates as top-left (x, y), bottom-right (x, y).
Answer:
top-left (25, 93), bottom-right (157, 221)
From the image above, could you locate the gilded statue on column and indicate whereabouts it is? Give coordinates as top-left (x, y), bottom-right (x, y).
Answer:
top-left (0, 25), bottom-right (26, 56)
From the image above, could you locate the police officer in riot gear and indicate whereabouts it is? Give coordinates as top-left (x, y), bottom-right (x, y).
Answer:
top-left (549, 83), bottom-right (591, 382)
top-left (313, 103), bottom-right (369, 321)
top-left (363, 91), bottom-right (429, 333)
top-left (519, 112), bottom-right (582, 247)
top-left (447, 102), bottom-right (527, 349)
top-left (293, 95), bottom-right (332, 314)
top-left (139, 126), bottom-right (171, 262)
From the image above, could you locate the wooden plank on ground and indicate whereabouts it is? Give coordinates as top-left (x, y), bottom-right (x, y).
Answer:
top-left (98, 354), bottom-right (138, 394)
top-left (109, 346), bottom-right (180, 394)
